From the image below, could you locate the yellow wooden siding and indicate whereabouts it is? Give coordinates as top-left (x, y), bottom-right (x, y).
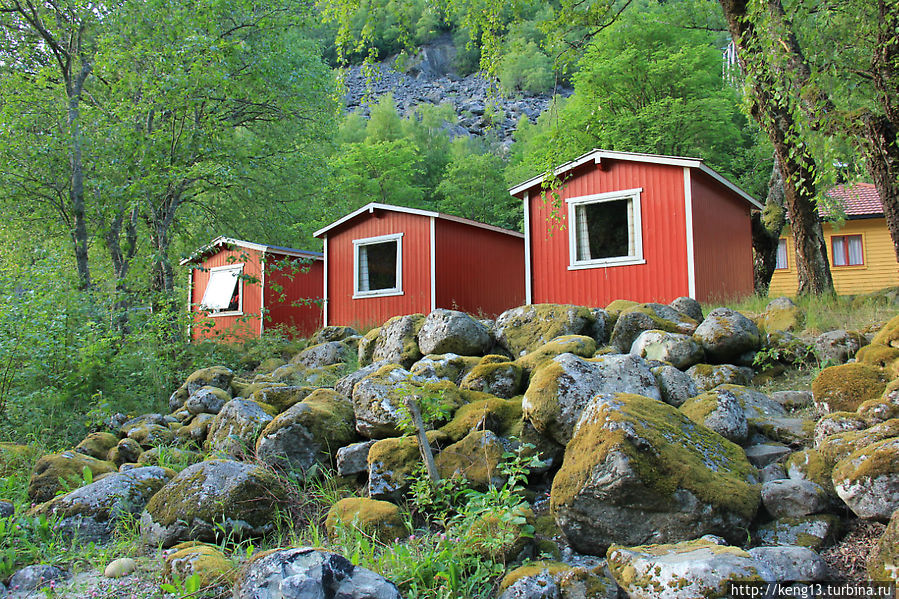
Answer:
top-left (769, 218), bottom-right (898, 295)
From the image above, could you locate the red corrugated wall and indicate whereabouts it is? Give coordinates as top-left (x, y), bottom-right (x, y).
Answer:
top-left (526, 160), bottom-right (690, 306)
top-left (263, 255), bottom-right (324, 337)
top-left (326, 210), bottom-right (431, 328)
top-left (190, 247), bottom-right (263, 341)
top-left (435, 219), bottom-right (525, 317)
top-left (690, 170), bottom-right (754, 303)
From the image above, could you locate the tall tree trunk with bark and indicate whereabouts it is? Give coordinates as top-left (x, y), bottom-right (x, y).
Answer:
top-left (67, 63), bottom-right (92, 290)
top-left (753, 156), bottom-right (786, 294)
top-left (719, 0), bottom-right (834, 295)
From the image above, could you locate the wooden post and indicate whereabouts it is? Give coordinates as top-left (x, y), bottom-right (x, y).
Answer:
top-left (404, 397), bottom-right (440, 484)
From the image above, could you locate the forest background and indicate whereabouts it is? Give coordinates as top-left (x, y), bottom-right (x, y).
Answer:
top-left (0, 0), bottom-right (894, 446)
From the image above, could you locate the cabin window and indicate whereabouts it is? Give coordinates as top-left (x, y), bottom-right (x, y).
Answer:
top-left (354, 233), bottom-right (403, 297)
top-left (567, 188), bottom-right (644, 269)
top-left (201, 264), bottom-right (243, 315)
top-left (832, 234), bottom-right (864, 266)
top-left (775, 238), bottom-right (789, 270)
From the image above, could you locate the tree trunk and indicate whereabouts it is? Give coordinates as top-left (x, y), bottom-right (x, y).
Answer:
top-left (752, 156), bottom-right (786, 294)
top-left (719, 0), bottom-right (834, 296)
top-left (66, 58), bottom-right (94, 290)
top-left (864, 114), bottom-right (899, 261)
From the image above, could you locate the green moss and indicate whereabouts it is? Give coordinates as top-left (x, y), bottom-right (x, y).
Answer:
top-left (27, 451), bottom-right (118, 503)
top-left (358, 326), bottom-right (381, 366)
top-left (367, 436), bottom-right (423, 493)
top-left (498, 304), bottom-right (595, 356)
top-left (163, 543), bottom-right (236, 587)
top-left (466, 505), bottom-right (535, 561)
top-left (250, 386), bottom-right (312, 413)
top-left (439, 396), bottom-right (522, 441)
top-left (605, 300), bottom-right (639, 326)
top-left (868, 509), bottom-right (899, 582)
top-left (620, 303), bottom-right (698, 333)
top-left (858, 397), bottom-right (899, 424)
top-left (785, 449), bottom-right (835, 494)
top-left (0, 443), bottom-right (38, 477)
top-left (857, 344), bottom-right (899, 370)
top-left (679, 392), bottom-right (720, 423)
top-left (459, 359), bottom-right (523, 397)
top-left (550, 393), bottom-right (759, 521)
top-left (74, 433), bottom-right (120, 460)
top-left (811, 363), bottom-right (888, 412)
top-left (871, 313), bottom-right (899, 348)
top-left (435, 429), bottom-right (506, 489)
top-left (516, 335), bottom-right (598, 373)
top-left (819, 418), bottom-right (899, 466)
top-left (325, 497), bottom-right (407, 543)
top-left (499, 561), bottom-right (570, 592)
top-left (833, 436), bottom-right (899, 484)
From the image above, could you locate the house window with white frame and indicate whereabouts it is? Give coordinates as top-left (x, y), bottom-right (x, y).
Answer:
top-left (200, 263), bottom-right (243, 315)
top-left (832, 234), bottom-right (864, 266)
top-left (775, 238), bottom-right (789, 270)
top-left (568, 188), bottom-right (643, 269)
top-left (354, 233), bottom-right (403, 297)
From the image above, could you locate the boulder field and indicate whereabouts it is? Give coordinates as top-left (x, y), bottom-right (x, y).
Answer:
top-left (8, 296), bottom-right (899, 597)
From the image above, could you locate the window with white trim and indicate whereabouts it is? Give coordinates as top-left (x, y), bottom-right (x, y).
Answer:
top-left (200, 264), bottom-right (243, 315)
top-left (832, 234), bottom-right (864, 266)
top-left (354, 233), bottom-right (403, 297)
top-left (775, 238), bottom-right (789, 270)
top-left (567, 188), bottom-right (643, 269)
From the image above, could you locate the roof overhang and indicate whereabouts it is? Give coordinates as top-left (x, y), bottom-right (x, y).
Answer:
top-left (313, 202), bottom-right (524, 239)
top-left (180, 236), bottom-right (323, 266)
top-left (508, 148), bottom-right (763, 210)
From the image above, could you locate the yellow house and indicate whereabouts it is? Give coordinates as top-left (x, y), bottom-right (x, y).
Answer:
top-left (770, 183), bottom-right (898, 295)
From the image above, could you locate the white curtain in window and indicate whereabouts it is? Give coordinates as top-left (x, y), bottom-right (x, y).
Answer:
top-left (575, 204), bottom-right (591, 261)
top-left (201, 267), bottom-right (240, 309)
top-left (358, 245), bottom-right (370, 291)
top-left (626, 200), bottom-right (635, 256)
top-left (775, 239), bottom-right (788, 269)
top-left (832, 237), bottom-right (847, 266)
top-left (847, 236), bottom-right (863, 265)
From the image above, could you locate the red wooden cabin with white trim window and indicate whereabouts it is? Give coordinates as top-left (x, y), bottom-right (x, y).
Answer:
top-left (314, 203), bottom-right (525, 328)
top-left (182, 236), bottom-right (324, 340)
top-left (510, 149), bottom-right (762, 306)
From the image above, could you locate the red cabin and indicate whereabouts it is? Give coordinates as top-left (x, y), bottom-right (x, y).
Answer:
top-left (314, 203), bottom-right (525, 328)
top-left (182, 237), bottom-right (324, 341)
top-left (510, 149), bottom-right (762, 306)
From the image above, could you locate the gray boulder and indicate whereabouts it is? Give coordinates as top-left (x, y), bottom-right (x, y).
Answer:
top-left (761, 479), bottom-right (830, 519)
top-left (460, 357), bottom-right (523, 398)
top-left (814, 330), bottom-right (864, 365)
top-left (417, 309), bottom-right (492, 356)
top-left (590, 308), bottom-right (610, 345)
top-left (833, 437), bottom-right (899, 520)
top-left (680, 388), bottom-right (749, 445)
top-left (336, 440), bottom-right (377, 477)
top-left (8, 565), bottom-right (68, 593)
top-left (351, 365), bottom-right (417, 439)
top-left (494, 304), bottom-right (595, 357)
top-left (310, 325), bottom-right (358, 345)
top-left (609, 303), bottom-right (698, 353)
top-left (371, 314), bottom-right (425, 368)
top-left (292, 341), bottom-right (353, 368)
top-left (234, 547), bottom-right (400, 599)
top-left (670, 296), bottom-right (703, 322)
top-left (0, 501), bottom-right (12, 518)
top-left (748, 546), bottom-right (828, 582)
top-left (753, 515), bottom-right (841, 549)
top-left (693, 307), bottom-right (761, 363)
top-left (185, 366), bottom-right (234, 394)
top-left (410, 353), bottom-right (478, 384)
top-left (140, 459), bottom-right (286, 548)
top-left (652, 365), bottom-right (699, 407)
top-left (335, 361), bottom-right (388, 398)
top-left (686, 363), bottom-right (752, 391)
top-left (744, 444), bottom-right (792, 469)
top-left (630, 330), bottom-right (704, 370)
top-left (551, 393), bottom-right (759, 553)
top-left (185, 385), bottom-right (230, 415)
top-left (523, 353), bottom-right (660, 446)
top-left (30, 466), bottom-right (172, 543)
top-left (770, 390), bottom-right (814, 410)
top-left (206, 399), bottom-right (274, 458)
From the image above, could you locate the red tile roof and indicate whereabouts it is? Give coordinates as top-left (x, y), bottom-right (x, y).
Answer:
top-left (822, 183), bottom-right (882, 218)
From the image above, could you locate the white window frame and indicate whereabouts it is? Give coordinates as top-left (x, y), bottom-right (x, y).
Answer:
top-left (353, 233), bottom-right (404, 299)
top-left (567, 188), bottom-right (645, 270)
top-left (201, 263), bottom-right (244, 317)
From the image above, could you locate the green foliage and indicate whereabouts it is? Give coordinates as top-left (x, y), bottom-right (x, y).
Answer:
top-left (159, 573), bottom-right (202, 597)
top-left (497, 41), bottom-right (553, 94)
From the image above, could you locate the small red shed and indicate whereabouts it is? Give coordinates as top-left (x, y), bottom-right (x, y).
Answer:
top-left (313, 203), bottom-right (525, 328)
top-left (510, 149), bottom-right (762, 306)
top-left (181, 236), bottom-right (324, 341)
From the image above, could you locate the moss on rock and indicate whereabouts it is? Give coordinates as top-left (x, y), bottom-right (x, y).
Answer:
top-left (163, 543), bottom-right (236, 587)
top-left (459, 358), bottom-right (523, 398)
top-left (499, 561), bottom-right (570, 593)
top-left (515, 335), bottom-right (597, 373)
top-left (435, 429), bottom-right (508, 489)
top-left (439, 396), bottom-right (522, 442)
top-left (856, 344), bottom-right (899, 370)
top-left (0, 443), bottom-right (38, 477)
top-left (868, 509), bottom-right (899, 582)
top-left (494, 304), bottom-right (595, 357)
top-left (325, 497), bottom-right (406, 544)
top-left (74, 433), bottom-right (120, 461)
top-left (833, 436), bottom-right (899, 520)
top-left (871, 313), bottom-right (899, 348)
top-left (811, 362), bottom-right (887, 413)
top-left (785, 449), bottom-right (835, 494)
top-left (28, 451), bottom-right (117, 503)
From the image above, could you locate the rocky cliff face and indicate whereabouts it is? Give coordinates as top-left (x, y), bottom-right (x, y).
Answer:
top-left (341, 35), bottom-right (570, 145)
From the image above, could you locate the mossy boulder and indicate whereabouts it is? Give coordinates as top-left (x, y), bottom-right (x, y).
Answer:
top-left (812, 362), bottom-right (888, 413)
top-left (494, 304), bottom-right (595, 357)
top-left (680, 388), bottom-right (749, 445)
top-left (630, 330), bottom-right (704, 370)
top-left (786, 449), bottom-right (835, 495)
top-left (140, 459), bottom-right (287, 548)
top-left (370, 313), bottom-right (426, 368)
top-left (30, 466), bottom-right (172, 543)
top-left (814, 330), bottom-right (865, 365)
top-left (352, 365), bottom-right (465, 439)
top-left (605, 299), bottom-right (638, 323)
top-left (693, 307), bottom-right (761, 363)
top-left (368, 433), bottom-right (442, 500)
top-left (185, 385), bottom-right (231, 416)
top-left (291, 340), bottom-right (353, 368)
top-left (251, 385), bottom-right (314, 413)
top-left (515, 335), bottom-right (597, 374)
top-left (0, 442), bottom-right (38, 477)
top-left (206, 399), bottom-right (276, 458)
top-left (760, 297), bottom-right (804, 333)
top-left (357, 326), bottom-right (381, 366)
top-left (685, 363), bottom-right (752, 392)
top-left (255, 357), bottom-right (287, 374)
top-left (107, 437), bottom-right (143, 466)
top-left (255, 389), bottom-right (356, 477)
top-left (163, 542), bottom-right (236, 588)
top-left (311, 325), bottom-right (358, 345)
top-left (607, 540), bottom-right (767, 599)
top-left (460, 358), bottom-right (523, 398)
top-left (833, 436), bottom-right (899, 520)
top-left (609, 303), bottom-right (699, 354)
top-left (435, 429), bottom-right (508, 489)
top-left (550, 393), bottom-right (759, 553)
top-left (126, 423), bottom-right (176, 447)
top-left (813, 412), bottom-right (868, 447)
top-left (325, 497), bottom-right (406, 544)
top-left (818, 419), bottom-right (899, 467)
top-left (752, 514), bottom-right (841, 550)
top-left (417, 308), bottom-right (492, 356)
top-left (28, 451), bottom-right (117, 503)
top-left (176, 413), bottom-right (215, 447)
top-left (871, 313), bottom-right (899, 348)
top-left (652, 365), bottom-right (699, 408)
top-left (858, 393), bottom-right (899, 425)
top-left (75, 432), bottom-right (120, 460)
top-left (523, 353), bottom-right (660, 446)
top-left (499, 562), bottom-right (619, 599)
top-left (670, 296), bottom-right (704, 323)
top-left (857, 343), bottom-right (899, 369)
top-left (439, 396), bottom-right (522, 442)
top-left (169, 386), bottom-right (189, 411)
top-left (137, 447), bottom-right (201, 469)
top-left (410, 353), bottom-right (480, 384)
top-left (867, 508), bottom-right (899, 583)
top-left (185, 366), bottom-right (234, 395)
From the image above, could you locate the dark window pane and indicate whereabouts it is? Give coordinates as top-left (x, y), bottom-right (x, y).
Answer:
top-left (584, 199), bottom-right (630, 259)
top-left (366, 241), bottom-right (398, 290)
